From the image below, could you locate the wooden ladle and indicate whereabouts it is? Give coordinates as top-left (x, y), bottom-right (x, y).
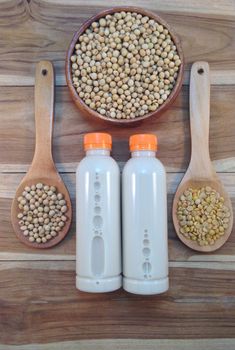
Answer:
top-left (172, 61), bottom-right (233, 252)
top-left (11, 61), bottom-right (72, 248)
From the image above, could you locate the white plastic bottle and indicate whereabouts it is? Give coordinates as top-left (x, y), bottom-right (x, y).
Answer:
top-left (122, 134), bottom-right (168, 295)
top-left (76, 133), bottom-right (122, 293)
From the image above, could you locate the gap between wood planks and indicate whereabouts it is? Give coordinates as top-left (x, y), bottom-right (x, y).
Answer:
top-left (0, 70), bottom-right (235, 87)
top-left (1, 172), bottom-right (235, 195)
top-left (0, 338), bottom-right (235, 350)
top-left (1, 158), bottom-right (235, 173)
top-left (1, 260), bottom-right (235, 270)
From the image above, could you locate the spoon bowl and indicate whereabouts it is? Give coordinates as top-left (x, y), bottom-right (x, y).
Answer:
top-left (11, 172), bottom-right (72, 249)
top-left (173, 178), bottom-right (233, 252)
top-left (172, 62), bottom-right (233, 252)
top-left (11, 61), bottom-right (72, 249)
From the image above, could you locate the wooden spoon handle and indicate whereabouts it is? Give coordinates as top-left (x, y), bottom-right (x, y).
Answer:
top-left (31, 61), bottom-right (55, 170)
top-left (189, 61), bottom-right (215, 179)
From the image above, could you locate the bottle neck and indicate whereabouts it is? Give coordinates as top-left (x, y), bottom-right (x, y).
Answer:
top-left (131, 150), bottom-right (156, 157)
top-left (86, 149), bottom-right (110, 156)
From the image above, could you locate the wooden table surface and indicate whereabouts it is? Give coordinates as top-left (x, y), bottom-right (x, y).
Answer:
top-left (0, 1), bottom-right (235, 349)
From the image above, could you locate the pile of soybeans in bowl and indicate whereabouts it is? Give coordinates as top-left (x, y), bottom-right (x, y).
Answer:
top-left (70, 10), bottom-right (182, 120)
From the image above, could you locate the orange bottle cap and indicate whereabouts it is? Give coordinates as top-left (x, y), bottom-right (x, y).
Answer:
top-left (84, 133), bottom-right (112, 150)
top-left (129, 134), bottom-right (157, 152)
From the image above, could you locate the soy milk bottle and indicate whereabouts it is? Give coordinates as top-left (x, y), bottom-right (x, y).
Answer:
top-left (76, 133), bottom-right (121, 292)
top-left (122, 134), bottom-right (169, 295)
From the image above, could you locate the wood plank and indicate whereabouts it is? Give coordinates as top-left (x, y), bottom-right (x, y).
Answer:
top-left (0, 86), bottom-right (235, 172)
top-left (2, 158), bottom-right (235, 174)
top-left (1, 172), bottom-right (234, 261)
top-left (0, 261), bottom-right (235, 343)
top-left (0, 1), bottom-right (235, 86)
top-left (44, 0), bottom-right (235, 18)
top-left (0, 1), bottom-right (235, 346)
top-left (1, 339), bottom-right (235, 350)
top-left (1, 260), bottom-right (235, 272)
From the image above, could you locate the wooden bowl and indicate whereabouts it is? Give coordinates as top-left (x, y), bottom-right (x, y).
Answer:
top-left (65, 7), bottom-right (184, 124)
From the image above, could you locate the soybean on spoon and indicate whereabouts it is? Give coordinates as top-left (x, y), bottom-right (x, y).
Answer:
top-left (11, 61), bottom-right (72, 248)
top-left (172, 62), bottom-right (233, 252)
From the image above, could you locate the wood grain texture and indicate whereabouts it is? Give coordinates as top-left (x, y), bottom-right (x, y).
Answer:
top-left (1, 339), bottom-right (235, 350)
top-left (7, 340), bottom-right (235, 350)
top-left (0, 85), bottom-right (235, 172)
top-left (43, 0), bottom-right (235, 18)
top-left (1, 172), bottom-right (235, 261)
top-left (0, 0), bottom-right (235, 85)
top-left (1, 0), bottom-right (235, 346)
top-left (0, 262), bottom-right (235, 345)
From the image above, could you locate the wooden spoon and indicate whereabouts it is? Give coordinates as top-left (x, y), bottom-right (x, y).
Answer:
top-left (172, 61), bottom-right (233, 252)
top-left (11, 61), bottom-right (72, 248)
